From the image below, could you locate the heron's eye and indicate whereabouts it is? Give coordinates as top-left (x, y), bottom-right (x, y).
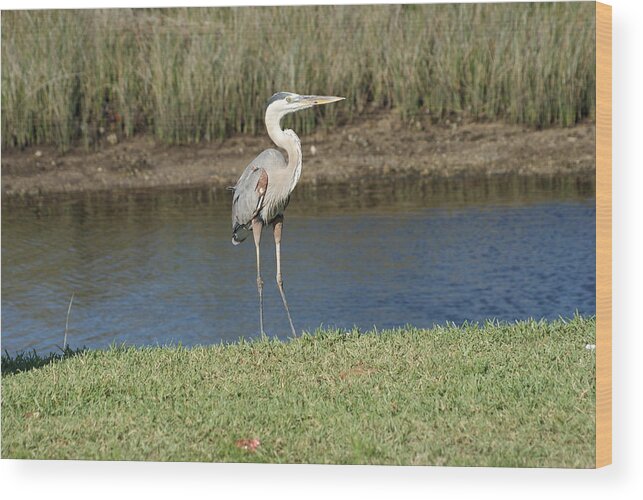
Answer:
top-left (286, 96), bottom-right (292, 103)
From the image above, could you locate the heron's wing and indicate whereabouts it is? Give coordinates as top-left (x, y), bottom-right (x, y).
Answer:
top-left (230, 150), bottom-right (285, 245)
top-left (230, 165), bottom-right (268, 244)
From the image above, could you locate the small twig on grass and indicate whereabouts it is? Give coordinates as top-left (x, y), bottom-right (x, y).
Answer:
top-left (63, 292), bottom-right (75, 351)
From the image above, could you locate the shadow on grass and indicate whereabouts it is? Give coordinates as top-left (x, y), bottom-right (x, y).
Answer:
top-left (1, 346), bottom-right (86, 376)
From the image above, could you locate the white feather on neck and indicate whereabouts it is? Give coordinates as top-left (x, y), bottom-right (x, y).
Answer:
top-left (265, 105), bottom-right (303, 192)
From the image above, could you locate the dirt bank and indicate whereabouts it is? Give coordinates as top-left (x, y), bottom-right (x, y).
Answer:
top-left (1, 112), bottom-right (595, 197)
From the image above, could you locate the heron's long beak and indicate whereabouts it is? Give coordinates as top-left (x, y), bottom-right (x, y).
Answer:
top-left (300, 95), bottom-right (345, 106)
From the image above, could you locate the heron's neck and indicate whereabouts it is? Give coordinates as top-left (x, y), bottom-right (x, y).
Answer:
top-left (265, 109), bottom-right (303, 191)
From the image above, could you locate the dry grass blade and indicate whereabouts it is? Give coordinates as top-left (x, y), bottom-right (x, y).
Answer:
top-left (63, 292), bottom-right (75, 350)
top-left (1, 3), bottom-right (595, 151)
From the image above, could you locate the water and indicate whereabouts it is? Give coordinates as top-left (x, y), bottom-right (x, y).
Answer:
top-left (1, 175), bottom-right (595, 354)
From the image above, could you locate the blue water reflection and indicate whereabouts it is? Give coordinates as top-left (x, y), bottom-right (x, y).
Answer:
top-left (1, 175), bottom-right (595, 353)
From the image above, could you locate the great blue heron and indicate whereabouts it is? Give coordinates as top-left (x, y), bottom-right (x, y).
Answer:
top-left (229, 92), bottom-right (344, 337)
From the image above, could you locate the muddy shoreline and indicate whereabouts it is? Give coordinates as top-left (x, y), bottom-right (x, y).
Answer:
top-left (1, 113), bottom-right (595, 198)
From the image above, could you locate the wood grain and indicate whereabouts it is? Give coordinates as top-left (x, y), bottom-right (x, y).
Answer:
top-left (595, 1), bottom-right (612, 469)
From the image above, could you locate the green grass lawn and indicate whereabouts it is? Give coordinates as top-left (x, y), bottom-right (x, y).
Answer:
top-left (1, 317), bottom-right (596, 467)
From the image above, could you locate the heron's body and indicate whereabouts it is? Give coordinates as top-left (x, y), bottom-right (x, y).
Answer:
top-left (229, 91), bottom-right (344, 336)
top-left (231, 148), bottom-right (293, 243)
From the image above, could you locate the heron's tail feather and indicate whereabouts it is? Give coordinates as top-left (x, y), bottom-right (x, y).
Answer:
top-left (232, 223), bottom-right (250, 245)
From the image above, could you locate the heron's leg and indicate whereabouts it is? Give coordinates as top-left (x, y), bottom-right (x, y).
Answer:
top-left (252, 218), bottom-right (266, 337)
top-left (272, 215), bottom-right (297, 337)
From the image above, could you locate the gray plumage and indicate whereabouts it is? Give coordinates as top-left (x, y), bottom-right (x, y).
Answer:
top-left (231, 149), bottom-right (289, 245)
top-left (229, 91), bottom-right (345, 337)
top-left (266, 91), bottom-right (293, 107)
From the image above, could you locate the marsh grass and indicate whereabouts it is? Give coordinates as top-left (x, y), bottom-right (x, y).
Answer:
top-left (2, 317), bottom-right (596, 466)
top-left (2, 4), bottom-right (595, 151)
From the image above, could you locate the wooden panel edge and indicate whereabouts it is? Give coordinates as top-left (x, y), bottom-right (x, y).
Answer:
top-left (595, 1), bottom-right (612, 469)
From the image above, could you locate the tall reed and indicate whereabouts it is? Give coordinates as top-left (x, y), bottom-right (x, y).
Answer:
top-left (1, 3), bottom-right (595, 150)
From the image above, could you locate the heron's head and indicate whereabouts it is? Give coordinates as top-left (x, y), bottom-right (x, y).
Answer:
top-left (266, 92), bottom-right (345, 118)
